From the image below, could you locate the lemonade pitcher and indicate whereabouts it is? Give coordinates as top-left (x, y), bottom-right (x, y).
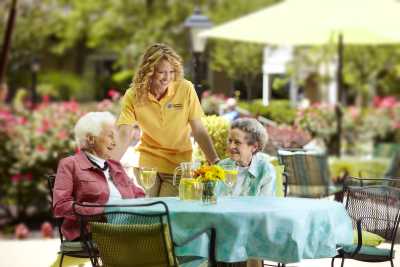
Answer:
top-left (173, 162), bottom-right (202, 201)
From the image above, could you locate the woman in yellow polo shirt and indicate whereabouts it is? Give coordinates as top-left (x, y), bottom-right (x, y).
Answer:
top-left (114, 43), bottom-right (220, 197)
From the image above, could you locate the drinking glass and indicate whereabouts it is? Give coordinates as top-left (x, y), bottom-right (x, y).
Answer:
top-left (221, 163), bottom-right (238, 196)
top-left (139, 167), bottom-right (157, 198)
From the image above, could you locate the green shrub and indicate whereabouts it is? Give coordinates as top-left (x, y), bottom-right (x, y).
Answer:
top-left (238, 99), bottom-right (296, 124)
top-left (193, 115), bottom-right (230, 162)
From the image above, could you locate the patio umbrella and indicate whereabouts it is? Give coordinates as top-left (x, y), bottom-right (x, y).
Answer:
top-left (201, 0), bottom-right (400, 46)
top-left (200, 0), bottom-right (400, 155)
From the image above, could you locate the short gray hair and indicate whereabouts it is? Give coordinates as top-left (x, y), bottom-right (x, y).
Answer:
top-left (231, 118), bottom-right (268, 152)
top-left (74, 112), bottom-right (116, 148)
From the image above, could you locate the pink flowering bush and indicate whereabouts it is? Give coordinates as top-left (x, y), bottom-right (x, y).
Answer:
top-left (265, 125), bottom-right (311, 154)
top-left (295, 103), bottom-right (337, 145)
top-left (0, 101), bottom-right (83, 224)
top-left (365, 96), bottom-right (400, 143)
top-left (0, 92), bottom-right (121, 226)
top-left (40, 221), bottom-right (54, 238)
top-left (14, 223), bottom-right (30, 239)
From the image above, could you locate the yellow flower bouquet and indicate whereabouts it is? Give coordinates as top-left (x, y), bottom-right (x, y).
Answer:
top-left (194, 165), bottom-right (226, 183)
top-left (193, 165), bottom-right (225, 204)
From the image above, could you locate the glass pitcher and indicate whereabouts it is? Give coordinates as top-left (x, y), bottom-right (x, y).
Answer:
top-left (173, 162), bottom-right (202, 201)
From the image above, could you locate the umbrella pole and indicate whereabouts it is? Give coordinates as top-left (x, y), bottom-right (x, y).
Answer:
top-left (335, 34), bottom-right (344, 157)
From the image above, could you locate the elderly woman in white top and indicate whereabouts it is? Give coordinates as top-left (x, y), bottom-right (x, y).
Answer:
top-left (53, 111), bottom-right (144, 241)
top-left (218, 118), bottom-right (276, 196)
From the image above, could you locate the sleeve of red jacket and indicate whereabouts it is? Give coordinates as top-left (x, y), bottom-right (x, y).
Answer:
top-left (129, 178), bottom-right (145, 197)
top-left (53, 158), bottom-right (76, 220)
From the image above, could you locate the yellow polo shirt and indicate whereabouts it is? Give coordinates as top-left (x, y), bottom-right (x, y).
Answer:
top-left (117, 79), bottom-right (204, 174)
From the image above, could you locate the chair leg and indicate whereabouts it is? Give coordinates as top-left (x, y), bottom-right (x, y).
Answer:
top-left (340, 257), bottom-right (345, 267)
top-left (331, 257), bottom-right (335, 267)
top-left (391, 260), bottom-right (394, 267)
top-left (59, 254), bottom-right (64, 267)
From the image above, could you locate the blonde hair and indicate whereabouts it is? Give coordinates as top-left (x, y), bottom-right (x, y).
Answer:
top-left (130, 43), bottom-right (183, 104)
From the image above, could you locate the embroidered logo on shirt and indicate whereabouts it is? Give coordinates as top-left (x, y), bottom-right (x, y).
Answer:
top-left (166, 103), bottom-right (183, 109)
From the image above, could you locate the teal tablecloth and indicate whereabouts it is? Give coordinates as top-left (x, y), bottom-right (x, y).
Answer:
top-left (108, 196), bottom-right (352, 264)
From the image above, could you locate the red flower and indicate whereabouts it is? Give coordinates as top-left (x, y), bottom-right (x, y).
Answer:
top-left (11, 173), bottom-right (33, 183)
top-left (63, 100), bottom-right (79, 113)
top-left (36, 144), bottom-right (47, 153)
top-left (107, 89), bottom-right (121, 101)
top-left (15, 223), bottom-right (30, 239)
top-left (40, 222), bottom-right (54, 238)
top-left (37, 119), bottom-right (51, 134)
top-left (11, 174), bottom-right (22, 183)
top-left (373, 96), bottom-right (398, 108)
top-left (16, 116), bottom-right (27, 125)
top-left (24, 173), bottom-right (33, 181)
top-left (42, 95), bottom-right (50, 103)
top-left (57, 130), bottom-right (68, 140)
top-left (202, 90), bottom-right (210, 98)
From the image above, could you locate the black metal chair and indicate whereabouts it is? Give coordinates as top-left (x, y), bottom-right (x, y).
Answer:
top-left (277, 148), bottom-right (342, 199)
top-left (73, 201), bottom-right (216, 267)
top-left (46, 174), bottom-right (91, 267)
top-left (385, 149), bottom-right (400, 179)
top-left (343, 176), bottom-right (400, 188)
top-left (331, 177), bottom-right (400, 267)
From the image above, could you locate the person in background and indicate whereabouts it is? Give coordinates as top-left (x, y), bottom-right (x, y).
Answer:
top-left (219, 118), bottom-right (276, 197)
top-left (53, 112), bottom-right (144, 241)
top-left (114, 43), bottom-right (219, 197)
top-left (221, 97), bottom-right (240, 122)
top-left (303, 131), bottom-right (326, 154)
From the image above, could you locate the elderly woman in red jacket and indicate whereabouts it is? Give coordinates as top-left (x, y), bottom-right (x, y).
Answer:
top-left (53, 111), bottom-right (145, 241)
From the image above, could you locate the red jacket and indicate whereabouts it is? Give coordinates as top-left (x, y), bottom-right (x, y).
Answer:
top-left (53, 151), bottom-right (145, 240)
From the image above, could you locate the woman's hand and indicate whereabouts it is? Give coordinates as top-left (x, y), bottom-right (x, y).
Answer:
top-left (112, 124), bottom-right (136, 161)
top-left (190, 119), bottom-right (220, 165)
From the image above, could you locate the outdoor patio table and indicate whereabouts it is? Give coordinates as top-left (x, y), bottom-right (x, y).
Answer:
top-left (107, 196), bottom-right (353, 264)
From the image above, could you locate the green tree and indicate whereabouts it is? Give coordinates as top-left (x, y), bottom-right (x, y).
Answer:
top-left (344, 45), bottom-right (400, 105)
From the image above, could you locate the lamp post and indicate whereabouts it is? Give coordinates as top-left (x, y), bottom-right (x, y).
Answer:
top-left (30, 58), bottom-right (40, 105)
top-left (184, 7), bottom-right (212, 99)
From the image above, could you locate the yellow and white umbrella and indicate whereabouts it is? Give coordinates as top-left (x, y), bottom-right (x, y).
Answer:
top-left (200, 0), bottom-right (400, 45)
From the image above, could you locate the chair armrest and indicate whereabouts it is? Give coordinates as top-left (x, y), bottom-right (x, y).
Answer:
top-left (350, 219), bottom-right (363, 257)
top-left (282, 172), bottom-right (288, 197)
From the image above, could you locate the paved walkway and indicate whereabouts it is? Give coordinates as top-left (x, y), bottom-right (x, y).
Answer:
top-left (0, 238), bottom-right (398, 267)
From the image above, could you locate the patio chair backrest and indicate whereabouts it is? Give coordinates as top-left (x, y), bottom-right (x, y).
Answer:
top-left (46, 174), bottom-right (91, 267)
top-left (332, 178), bottom-right (400, 267)
top-left (46, 174), bottom-right (56, 206)
top-left (344, 184), bottom-right (400, 243)
top-left (277, 148), bottom-right (335, 197)
top-left (73, 201), bottom-right (178, 267)
top-left (385, 149), bottom-right (400, 179)
top-left (46, 174), bottom-right (65, 240)
top-left (344, 176), bottom-right (400, 188)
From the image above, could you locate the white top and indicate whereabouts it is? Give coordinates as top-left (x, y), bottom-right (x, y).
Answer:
top-left (232, 166), bottom-right (248, 196)
top-left (86, 152), bottom-right (122, 202)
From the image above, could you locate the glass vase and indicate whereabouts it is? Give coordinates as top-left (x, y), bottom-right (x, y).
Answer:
top-left (202, 181), bottom-right (217, 204)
